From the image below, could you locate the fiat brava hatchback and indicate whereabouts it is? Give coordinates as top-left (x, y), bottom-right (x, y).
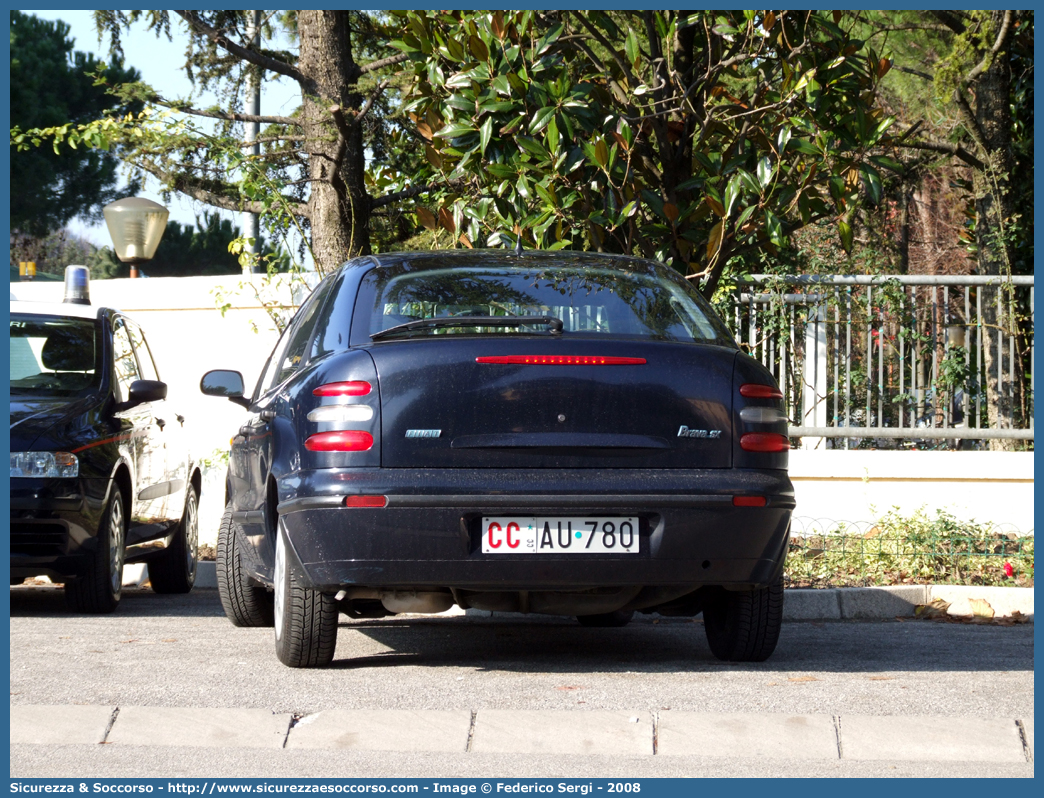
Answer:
top-left (202, 251), bottom-right (793, 667)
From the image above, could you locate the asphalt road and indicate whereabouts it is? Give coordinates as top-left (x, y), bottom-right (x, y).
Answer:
top-left (9, 585), bottom-right (1035, 778)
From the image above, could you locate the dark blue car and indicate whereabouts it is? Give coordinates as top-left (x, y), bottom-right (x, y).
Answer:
top-left (10, 296), bottom-right (201, 612)
top-left (202, 251), bottom-right (793, 667)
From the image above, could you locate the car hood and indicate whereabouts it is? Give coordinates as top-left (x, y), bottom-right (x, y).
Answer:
top-left (9, 395), bottom-right (94, 450)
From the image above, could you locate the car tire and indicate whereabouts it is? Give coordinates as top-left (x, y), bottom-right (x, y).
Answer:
top-left (702, 576), bottom-right (784, 662)
top-left (149, 484), bottom-right (199, 594)
top-left (65, 485), bottom-right (125, 613)
top-left (216, 505), bottom-right (274, 627)
top-left (576, 610), bottom-right (634, 627)
top-left (274, 525), bottom-right (338, 668)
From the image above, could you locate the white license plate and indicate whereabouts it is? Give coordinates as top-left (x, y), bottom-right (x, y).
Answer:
top-left (481, 517), bottom-right (639, 554)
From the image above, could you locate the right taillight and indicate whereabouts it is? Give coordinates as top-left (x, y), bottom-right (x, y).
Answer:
top-left (304, 431), bottom-right (374, 452)
top-left (739, 383), bottom-right (783, 399)
top-left (313, 381), bottom-right (371, 397)
top-left (740, 432), bottom-right (791, 452)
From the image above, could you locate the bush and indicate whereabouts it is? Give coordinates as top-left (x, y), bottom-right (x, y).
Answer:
top-left (785, 507), bottom-right (1034, 588)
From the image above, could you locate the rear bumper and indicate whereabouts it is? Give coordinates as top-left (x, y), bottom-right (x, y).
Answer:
top-left (277, 467), bottom-right (793, 592)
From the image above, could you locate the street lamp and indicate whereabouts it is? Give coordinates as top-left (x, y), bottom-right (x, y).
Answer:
top-left (102, 197), bottom-right (169, 278)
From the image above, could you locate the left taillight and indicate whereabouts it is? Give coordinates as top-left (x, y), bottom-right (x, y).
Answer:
top-left (739, 383), bottom-right (783, 399)
top-left (304, 430), bottom-right (374, 452)
top-left (740, 433), bottom-right (790, 452)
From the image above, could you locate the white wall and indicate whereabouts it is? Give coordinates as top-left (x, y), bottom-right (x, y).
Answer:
top-left (11, 275), bottom-right (1035, 542)
top-left (789, 450), bottom-right (1034, 535)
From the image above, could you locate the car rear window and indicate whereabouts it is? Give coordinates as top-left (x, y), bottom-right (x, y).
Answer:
top-left (9, 315), bottom-right (101, 396)
top-left (352, 260), bottom-right (736, 346)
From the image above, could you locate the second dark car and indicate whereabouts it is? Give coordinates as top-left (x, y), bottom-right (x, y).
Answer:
top-left (203, 250), bottom-right (793, 667)
top-left (11, 289), bottom-right (201, 612)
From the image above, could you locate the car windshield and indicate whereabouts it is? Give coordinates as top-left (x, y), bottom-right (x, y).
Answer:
top-left (9, 315), bottom-right (101, 396)
top-left (356, 261), bottom-right (736, 346)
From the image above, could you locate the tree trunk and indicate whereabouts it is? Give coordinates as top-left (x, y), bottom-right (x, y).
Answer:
top-left (970, 11), bottom-right (1018, 449)
top-left (297, 11), bottom-right (371, 274)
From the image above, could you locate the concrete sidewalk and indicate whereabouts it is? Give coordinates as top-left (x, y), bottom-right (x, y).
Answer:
top-left (9, 705), bottom-right (1034, 764)
top-left (182, 562), bottom-right (1033, 622)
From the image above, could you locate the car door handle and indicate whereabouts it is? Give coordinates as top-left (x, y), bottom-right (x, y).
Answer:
top-left (259, 408), bottom-right (277, 422)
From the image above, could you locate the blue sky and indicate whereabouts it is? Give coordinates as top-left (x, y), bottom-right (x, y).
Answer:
top-left (32, 9), bottom-right (301, 248)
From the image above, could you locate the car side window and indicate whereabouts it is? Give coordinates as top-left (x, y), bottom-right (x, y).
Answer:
top-left (111, 320), bottom-right (141, 403)
top-left (310, 273), bottom-right (351, 358)
top-left (125, 321), bottom-right (160, 382)
top-left (254, 278), bottom-right (333, 399)
top-left (254, 325), bottom-right (294, 401)
top-left (272, 278), bottom-right (335, 387)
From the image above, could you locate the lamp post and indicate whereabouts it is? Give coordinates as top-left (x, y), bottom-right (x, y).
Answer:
top-left (102, 197), bottom-right (169, 278)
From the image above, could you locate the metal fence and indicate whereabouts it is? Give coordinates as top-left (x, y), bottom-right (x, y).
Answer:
top-left (729, 274), bottom-right (1034, 448)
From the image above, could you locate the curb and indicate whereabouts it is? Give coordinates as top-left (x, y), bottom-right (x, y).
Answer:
top-left (784, 585), bottom-right (1034, 621)
top-left (187, 563), bottom-right (1032, 622)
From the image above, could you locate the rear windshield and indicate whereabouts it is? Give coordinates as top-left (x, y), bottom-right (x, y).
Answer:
top-left (9, 315), bottom-right (101, 397)
top-left (352, 260), bottom-right (736, 346)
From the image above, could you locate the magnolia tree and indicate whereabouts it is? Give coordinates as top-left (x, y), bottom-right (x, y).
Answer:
top-left (389, 9), bottom-right (898, 297)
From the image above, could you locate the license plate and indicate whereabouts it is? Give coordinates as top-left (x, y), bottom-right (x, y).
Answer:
top-left (481, 517), bottom-right (639, 554)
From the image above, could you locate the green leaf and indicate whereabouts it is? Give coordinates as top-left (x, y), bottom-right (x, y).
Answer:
top-left (838, 219), bottom-right (854, 253)
top-left (736, 169), bottom-right (761, 196)
top-left (479, 116), bottom-right (493, 156)
top-left (757, 156), bottom-right (774, 189)
top-left (869, 155), bottom-right (903, 174)
top-left (860, 165), bottom-right (883, 204)
top-left (640, 189), bottom-right (665, 219)
top-left (735, 204), bottom-right (756, 230)
top-left (594, 137), bottom-right (609, 168)
top-left (828, 176), bottom-right (846, 202)
top-left (546, 116), bottom-right (560, 156)
top-left (777, 126), bottom-right (792, 153)
top-left (789, 138), bottom-right (821, 155)
top-left (434, 122), bottom-right (478, 139)
top-left (724, 174), bottom-right (741, 218)
top-left (625, 29), bottom-right (639, 65)
top-left (534, 21), bottom-right (565, 56)
top-left (764, 210), bottom-right (785, 247)
top-left (529, 105), bottom-right (557, 135)
top-left (516, 135), bottom-right (549, 160)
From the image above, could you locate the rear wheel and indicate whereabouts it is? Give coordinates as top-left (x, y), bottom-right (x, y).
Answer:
top-left (149, 484), bottom-right (199, 594)
top-left (274, 526), bottom-right (338, 668)
top-left (703, 577), bottom-right (784, 662)
top-left (216, 505), bottom-right (273, 627)
top-left (576, 610), bottom-right (634, 628)
top-left (65, 485), bottom-right (125, 613)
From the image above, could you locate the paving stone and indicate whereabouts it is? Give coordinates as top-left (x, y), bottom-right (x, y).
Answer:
top-left (784, 589), bottom-right (840, 620)
top-left (929, 585), bottom-right (1034, 619)
top-left (471, 710), bottom-right (652, 756)
top-left (657, 712), bottom-right (838, 759)
top-left (9, 704), bottom-right (114, 745)
top-left (107, 706), bottom-right (291, 748)
top-left (839, 586), bottom-right (928, 619)
top-left (841, 715), bottom-right (1026, 762)
top-left (286, 710), bottom-right (471, 752)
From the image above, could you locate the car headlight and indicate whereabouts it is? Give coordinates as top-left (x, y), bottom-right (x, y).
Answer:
top-left (10, 451), bottom-right (79, 478)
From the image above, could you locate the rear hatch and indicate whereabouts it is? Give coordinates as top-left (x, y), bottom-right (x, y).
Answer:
top-left (370, 338), bottom-right (736, 469)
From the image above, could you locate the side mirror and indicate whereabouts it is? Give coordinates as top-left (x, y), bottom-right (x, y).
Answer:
top-left (201, 369), bottom-right (251, 408)
top-left (118, 379), bottom-right (167, 411)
